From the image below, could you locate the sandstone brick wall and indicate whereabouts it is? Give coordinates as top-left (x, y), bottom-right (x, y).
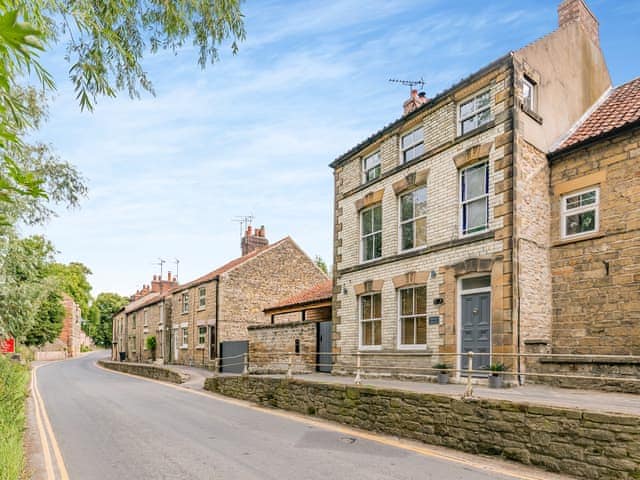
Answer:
top-left (169, 281), bottom-right (218, 366)
top-left (99, 360), bottom-right (186, 384)
top-left (219, 238), bottom-right (328, 343)
top-left (515, 138), bottom-right (552, 348)
top-left (333, 63), bottom-right (515, 374)
top-left (248, 321), bottom-right (317, 373)
top-left (549, 126), bottom-right (640, 356)
top-left (205, 376), bottom-right (640, 480)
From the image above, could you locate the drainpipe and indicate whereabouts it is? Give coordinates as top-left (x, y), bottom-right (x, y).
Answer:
top-left (510, 55), bottom-right (524, 386)
top-left (215, 275), bottom-right (220, 361)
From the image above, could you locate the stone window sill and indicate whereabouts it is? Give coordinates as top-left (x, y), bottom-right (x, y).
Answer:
top-left (553, 231), bottom-right (605, 247)
top-left (195, 346), bottom-right (205, 350)
top-left (521, 103), bottom-right (543, 124)
top-left (179, 345), bottom-right (188, 350)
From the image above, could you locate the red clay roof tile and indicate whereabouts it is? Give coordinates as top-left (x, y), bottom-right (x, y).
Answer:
top-left (556, 77), bottom-right (640, 152)
top-left (265, 279), bottom-right (333, 311)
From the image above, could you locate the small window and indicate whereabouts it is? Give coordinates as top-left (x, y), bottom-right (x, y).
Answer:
top-left (459, 90), bottom-right (491, 135)
top-left (522, 77), bottom-right (536, 112)
top-left (401, 128), bottom-right (424, 164)
top-left (198, 326), bottom-right (207, 345)
top-left (363, 152), bottom-right (381, 183)
top-left (181, 292), bottom-right (189, 314)
top-left (131, 313), bottom-right (136, 330)
top-left (399, 286), bottom-right (427, 347)
top-left (198, 287), bottom-right (206, 309)
top-left (461, 276), bottom-right (491, 291)
top-left (361, 204), bottom-right (382, 262)
top-left (182, 327), bottom-right (188, 347)
top-left (561, 188), bottom-right (599, 238)
top-left (159, 303), bottom-right (164, 325)
top-left (400, 187), bottom-right (427, 251)
top-left (143, 309), bottom-right (148, 327)
top-left (360, 293), bottom-right (382, 348)
top-left (460, 161), bottom-right (489, 236)
top-left (131, 336), bottom-right (137, 353)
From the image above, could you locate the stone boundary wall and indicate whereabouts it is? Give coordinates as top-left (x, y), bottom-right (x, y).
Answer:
top-left (530, 358), bottom-right (640, 394)
top-left (98, 360), bottom-right (186, 384)
top-left (204, 376), bottom-right (640, 480)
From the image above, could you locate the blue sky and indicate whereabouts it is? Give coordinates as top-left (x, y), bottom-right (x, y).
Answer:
top-left (28, 0), bottom-right (640, 296)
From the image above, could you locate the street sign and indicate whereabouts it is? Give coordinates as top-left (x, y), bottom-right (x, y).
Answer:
top-left (0, 337), bottom-right (15, 354)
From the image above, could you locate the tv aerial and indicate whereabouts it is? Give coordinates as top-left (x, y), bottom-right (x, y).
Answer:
top-left (389, 77), bottom-right (426, 92)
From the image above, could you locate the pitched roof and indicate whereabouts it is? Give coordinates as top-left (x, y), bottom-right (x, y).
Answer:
top-left (265, 279), bottom-right (333, 311)
top-left (329, 54), bottom-right (512, 169)
top-left (169, 237), bottom-right (292, 294)
top-left (554, 76), bottom-right (640, 154)
top-left (124, 292), bottom-right (162, 313)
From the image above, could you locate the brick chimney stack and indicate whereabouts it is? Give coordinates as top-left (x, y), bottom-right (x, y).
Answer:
top-left (558, 0), bottom-right (599, 46)
top-left (241, 224), bottom-right (269, 256)
top-left (151, 272), bottom-right (179, 293)
top-left (403, 89), bottom-right (428, 116)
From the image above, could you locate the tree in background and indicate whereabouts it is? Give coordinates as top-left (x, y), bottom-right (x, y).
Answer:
top-left (0, 2), bottom-right (245, 219)
top-left (85, 293), bottom-right (128, 348)
top-left (24, 290), bottom-right (65, 346)
top-left (314, 255), bottom-right (329, 276)
top-left (46, 262), bottom-right (92, 317)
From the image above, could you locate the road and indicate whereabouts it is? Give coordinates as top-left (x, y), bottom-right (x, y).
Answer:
top-left (33, 352), bottom-right (549, 480)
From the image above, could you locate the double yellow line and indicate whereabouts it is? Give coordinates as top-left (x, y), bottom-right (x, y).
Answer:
top-left (31, 364), bottom-right (70, 480)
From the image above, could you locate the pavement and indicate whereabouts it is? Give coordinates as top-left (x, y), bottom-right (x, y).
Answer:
top-left (30, 351), bottom-right (574, 480)
top-left (162, 363), bottom-right (640, 417)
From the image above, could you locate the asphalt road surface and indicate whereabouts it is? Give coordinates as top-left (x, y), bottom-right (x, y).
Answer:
top-left (35, 352), bottom-right (535, 480)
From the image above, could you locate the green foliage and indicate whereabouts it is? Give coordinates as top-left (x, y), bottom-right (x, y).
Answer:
top-left (84, 292), bottom-right (128, 347)
top-left (47, 262), bottom-right (92, 316)
top-left (0, 234), bottom-right (56, 340)
top-left (314, 255), bottom-right (329, 275)
top-left (24, 290), bottom-right (64, 347)
top-left (146, 335), bottom-right (156, 351)
top-left (433, 363), bottom-right (450, 372)
top-left (489, 362), bottom-right (506, 372)
top-left (80, 344), bottom-right (91, 353)
top-left (0, 1), bottom-right (244, 224)
top-left (0, 355), bottom-right (29, 480)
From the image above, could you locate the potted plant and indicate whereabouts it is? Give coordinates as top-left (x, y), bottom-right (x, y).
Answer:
top-left (146, 336), bottom-right (157, 362)
top-left (433, 362), bottom-right (450, 384)
top-left (488, 362), bottom-right (505, 388)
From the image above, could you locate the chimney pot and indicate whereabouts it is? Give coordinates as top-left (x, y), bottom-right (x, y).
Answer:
top-left (167, 271), bottom-right (172, 281)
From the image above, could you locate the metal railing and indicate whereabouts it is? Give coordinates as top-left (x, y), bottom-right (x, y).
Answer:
top-left (208, 349), bottom-right (640, 396)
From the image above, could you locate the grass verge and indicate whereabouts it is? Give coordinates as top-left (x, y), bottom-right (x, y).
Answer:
top-left (0, 355), bottom-right (29, 480)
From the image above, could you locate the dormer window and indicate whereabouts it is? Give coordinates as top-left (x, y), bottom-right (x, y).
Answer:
top-left (363, 152), bottom-right (381, 183)
top-left (459, 90), bottom-right (491, 135)
top-left (401, 128), bottom-right (424, 164)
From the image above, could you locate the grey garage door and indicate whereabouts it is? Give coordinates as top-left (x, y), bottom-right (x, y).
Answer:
top-left (220, 340), bottom-right (248, 374)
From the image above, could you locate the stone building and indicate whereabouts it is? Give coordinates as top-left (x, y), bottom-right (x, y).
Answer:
top-left (166, 229), bottom-right (328, 368)
top-left (112, 272), bottom-right (177, 362)
top-left (535, 76), bottom-right (640, 388)
top-left (249, 279), bottom-right (333, 374)
top-left (330, 0), bottom-right (612, 379)
top-left (36, 294), bottom-right (82, 360)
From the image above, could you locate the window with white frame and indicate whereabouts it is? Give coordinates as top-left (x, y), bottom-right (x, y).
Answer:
top-left (360, 293), bottom-right (382, 348)
top-left (522, 77), bottom-right (536, 112)
top-left (460, 161), bottom-right (489, 235)
top-left (459, 90), bottom-right (491, 135)
top-left (561, 188), bottom-right (599, 238)
top-left (361, 204), bottom-right (382, 262)
top-left (400, 187), bottom-right (427, 251)
top-left (159, 303), bottom-right (164, 325)
top-left (398, 286), bottom-right (427, 347)
top-left (130, 336), bottom-right (137, 353)
top-left (363, 152), bottom-right (381, 183)
top-left (181, 327), bottom-right (188, 348)
top-left (198, 287), bottom-right (206, 309)
top-left (198, 326), bottom-right (207, 345)
top-left (143, 308), bottom-right (148, 327)
top-left (401, 128), bottom-right (424, 163)
top-left (181, 292), bottom-right (189, 314)
top-left (131, 313), bottom-right (136, 329)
